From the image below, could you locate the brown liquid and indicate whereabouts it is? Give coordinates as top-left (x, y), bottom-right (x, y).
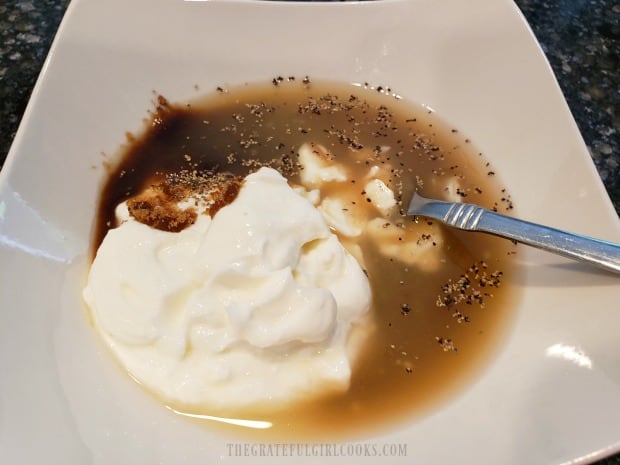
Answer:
top-left (94, 78), bottom-right (521, 440)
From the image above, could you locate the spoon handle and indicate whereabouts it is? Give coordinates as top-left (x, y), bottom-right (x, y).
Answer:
top-left (408, 198), bottom-right (620, 274)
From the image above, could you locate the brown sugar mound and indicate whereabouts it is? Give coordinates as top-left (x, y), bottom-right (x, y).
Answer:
top-left (126, 170), bottom-right (243, 232)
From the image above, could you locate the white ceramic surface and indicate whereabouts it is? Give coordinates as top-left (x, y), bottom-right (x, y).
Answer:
top-left (1, 0), bottom-right (619, 464)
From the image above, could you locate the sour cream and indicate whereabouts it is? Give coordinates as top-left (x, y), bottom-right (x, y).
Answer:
top-left (83, 167), bottom-right (372, 410)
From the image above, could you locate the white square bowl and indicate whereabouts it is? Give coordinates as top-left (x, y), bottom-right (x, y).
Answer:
top-left (1, 1), bottom-right (619, 464)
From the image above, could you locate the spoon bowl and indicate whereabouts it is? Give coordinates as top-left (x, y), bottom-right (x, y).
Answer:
top-left (407, 192), bottom-right (620, 274)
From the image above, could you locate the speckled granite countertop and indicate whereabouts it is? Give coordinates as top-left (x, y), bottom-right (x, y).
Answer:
top-left (0, 0), bottom-right (618, 463)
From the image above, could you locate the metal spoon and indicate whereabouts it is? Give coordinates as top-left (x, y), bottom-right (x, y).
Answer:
top-left (407, 193), bottom-right (620, 274)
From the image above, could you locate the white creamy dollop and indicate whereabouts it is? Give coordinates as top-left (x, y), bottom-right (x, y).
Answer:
top-left (298, 142), bottom-right (348, 187)
top-left (83, 167), bottom-right (371, 411)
